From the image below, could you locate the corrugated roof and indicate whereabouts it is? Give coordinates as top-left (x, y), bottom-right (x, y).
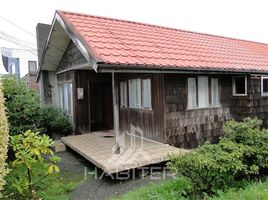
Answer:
top-left (57, 10), bottom-right (268, 72)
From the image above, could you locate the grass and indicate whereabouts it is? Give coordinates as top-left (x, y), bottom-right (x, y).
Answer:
top-left (3, 161), bottom-right (83, 200)
top-left (115, 178), bottom-right (189, 200)
top-left (116, 178), bottom-right (268, 200)
top-left (209, 179), bottom-right (268, 200)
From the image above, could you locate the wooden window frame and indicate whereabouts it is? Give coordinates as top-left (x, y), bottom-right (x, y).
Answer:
top-left (232, 76), bottom-right (247, 96)
top-left (261, 76), bottom-right (268, 97)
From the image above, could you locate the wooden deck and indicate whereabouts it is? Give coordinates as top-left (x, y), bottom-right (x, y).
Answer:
top-left (61, 130), bottom-right (187, 174)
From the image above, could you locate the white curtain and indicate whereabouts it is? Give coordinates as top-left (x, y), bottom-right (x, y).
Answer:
top-left (142, 79), bottom-right (151, 109)
top-left (198, 76), bottom-right (209, 108)
top-left (211, 78), bottom-right (219, 106)
top-left (187, 78), bottom-right (197, 108)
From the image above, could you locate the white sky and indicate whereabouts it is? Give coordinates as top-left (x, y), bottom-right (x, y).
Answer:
top-left (1, 0), bottom-right (268, 76)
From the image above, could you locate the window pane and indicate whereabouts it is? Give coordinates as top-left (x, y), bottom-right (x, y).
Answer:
top-left (129, 79), bottom-right (136, 108)
top-left (63, 84), bottom-right (69, 112)
top-left (142, 79), bottom-right (151, 109)
top-left (136, 79), bottom-right (141, 108)
top-left (68, 83), bottom-right (73, 116)
top-left (187, 78), bottom-right (197, 108)
top-left (234, 77), bottom-right (246, 94)
top-left (211, 78), bottom-right (219, 106)
top-left (263, 78), bottom-right (268, 93)
top-left (120, 81), bottom-right (127, 107)
top-left (198, 76), bottom-right (209, 108)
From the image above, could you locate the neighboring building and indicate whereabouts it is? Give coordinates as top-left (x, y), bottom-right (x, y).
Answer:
top-left (23, 61), bottom-right (39, 93)
top-left (1, 47), bottom-right (20, 79)
top-left (37, 10), bottom-right (268, 149)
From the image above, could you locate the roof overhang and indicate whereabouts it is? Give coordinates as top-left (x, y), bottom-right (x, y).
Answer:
top-left (37, 11), bottom-right (98, 81)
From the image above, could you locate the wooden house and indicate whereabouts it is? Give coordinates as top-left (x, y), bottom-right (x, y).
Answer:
top-left (37, 10), bottom-right (268, 149)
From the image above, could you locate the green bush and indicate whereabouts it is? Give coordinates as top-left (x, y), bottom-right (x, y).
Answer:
top-left (0, 86), bottom-right (9, 197)
top-left (168, 117), bottom-right (268, 197)
top-left (39, 106), bottom-right (72, 138)
top-left (168, 140), bottom-right (252, 196)
top-left (223, 117), bottom-right (268, 175)
top-left (1, 76), bottom-right (40, 136)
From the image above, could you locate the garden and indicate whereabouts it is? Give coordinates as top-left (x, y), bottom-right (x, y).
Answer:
top-left (0, 75), bottom-right (82, 199)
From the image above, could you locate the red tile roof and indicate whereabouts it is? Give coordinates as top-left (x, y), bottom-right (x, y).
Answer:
top-left (57, 10), bottom-right (268, 72)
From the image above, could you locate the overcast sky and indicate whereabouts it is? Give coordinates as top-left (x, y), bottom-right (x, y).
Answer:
top-left (1, 0), bottom-right (268, 76)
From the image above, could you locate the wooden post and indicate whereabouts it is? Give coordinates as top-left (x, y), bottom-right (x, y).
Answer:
top-left (112, 72), bottom-right (120, 154)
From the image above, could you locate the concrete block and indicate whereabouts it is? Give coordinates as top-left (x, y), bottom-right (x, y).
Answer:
top-left (54, 140), bottom-right (66, 152)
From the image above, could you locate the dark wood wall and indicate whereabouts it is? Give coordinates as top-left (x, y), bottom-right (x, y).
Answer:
top-left (118, 73), bottom-right (165, 142)
top-left (164, 74), bottom-right (268, 149)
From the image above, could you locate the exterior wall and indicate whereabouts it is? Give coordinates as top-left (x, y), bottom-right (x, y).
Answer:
top-left (118, 73), bottom-right (165, 142)
top-left (164, 74), bottom-right (268, 148)
top-left (164, 74), bottom-right (231, 148)
top-left (39, 71), bottom-right (58, 106)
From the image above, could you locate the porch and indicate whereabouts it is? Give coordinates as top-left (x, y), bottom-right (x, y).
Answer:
top-left (61, 130), bottom-right (187, 174)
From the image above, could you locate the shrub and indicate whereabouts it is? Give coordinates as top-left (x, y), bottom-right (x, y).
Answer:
top-left (10, 130), bottom-right (60, 199)
top-left (168, 140), bottom-right (251, 196)
top-left (39, 106), bottom-right (72, 138)
top-left (0, 86), bottom-right (9, 197)
top-left (168, 117), bottom-right (268, 197)
top-left (223, 117), bottom-right (268, 175)
top-left (1, 76), bottom-right (40, 135)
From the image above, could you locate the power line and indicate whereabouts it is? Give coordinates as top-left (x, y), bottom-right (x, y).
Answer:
top-left (0, 15), bottom-right (66, 53)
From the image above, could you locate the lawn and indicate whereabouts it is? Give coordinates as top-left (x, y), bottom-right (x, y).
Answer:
top-left (117, 178), bottom-right (268, 200)
top-left (3, 161), bottom-right (83, 200)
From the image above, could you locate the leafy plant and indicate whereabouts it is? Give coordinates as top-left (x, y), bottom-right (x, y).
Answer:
top-left (223, 117), bottom-right (268, 175)
top-left (39, 106), bottom-right (72, 138)
top-left (0, 86), bottom-right (9, 197)
top-left (1, 76), bottom-right (40, 136)
top-left (168, 117), bottom-right (268, 198)
top-left (10, 130), bottom-right (60, 199)
top-left (168, 140), bottom-right (252, 197)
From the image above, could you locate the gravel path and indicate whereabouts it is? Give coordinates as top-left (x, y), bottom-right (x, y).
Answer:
top-left (56, 149), bottom-right (175, 200)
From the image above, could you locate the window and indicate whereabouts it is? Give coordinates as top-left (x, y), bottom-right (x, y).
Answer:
top-left (129, 79), bottom-right (141, 108)
top-left (187, 76), bottom-right (220, 109)
top-left (120, 81), bottom-right (128, 107)
top-left (233, 76), bottom-right (247, 96)
top-left (59, 82), bottom-right (73, 116)
top-left (142, 79), bottom-right (152, 109)
top-left (261, 76), bottom-right (268, 96)
top-left (28, 61), bottom-right (37, 74)
top-left (187, 78), bottom-right (197, 108)
top-left (121, 78), bottom-right (152, 110)
top-left (211, 78), bottom-right (220, 106)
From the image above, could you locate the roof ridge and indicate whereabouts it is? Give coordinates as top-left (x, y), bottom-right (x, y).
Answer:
top-left (57, 9), bottom-right (268, 47)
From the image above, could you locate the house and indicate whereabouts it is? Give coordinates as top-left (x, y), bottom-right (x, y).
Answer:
top-left (37, 10), bottom-right (268, 150)
top-left (1, 47), bottom-right (20, 80)
top-left (23, 61), bottom-right (39, 93)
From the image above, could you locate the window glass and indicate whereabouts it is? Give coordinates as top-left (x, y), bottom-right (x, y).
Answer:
top-left (234, 77), bottom-right (246, 95)
top-left (262, 78), bottom-right (268, 95)
top-left (198, 76), bottom-right (209, 108)
top-left (128, 79), bottom-right (141, 108)
top-left (142, 79), bottom-right (151, 109)
top-left (120, 81), bottom-right (127, 107)
top-left (211, 78), bottom-right (219, 106)
top-left (187, 78), bottom-right (197, 108)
